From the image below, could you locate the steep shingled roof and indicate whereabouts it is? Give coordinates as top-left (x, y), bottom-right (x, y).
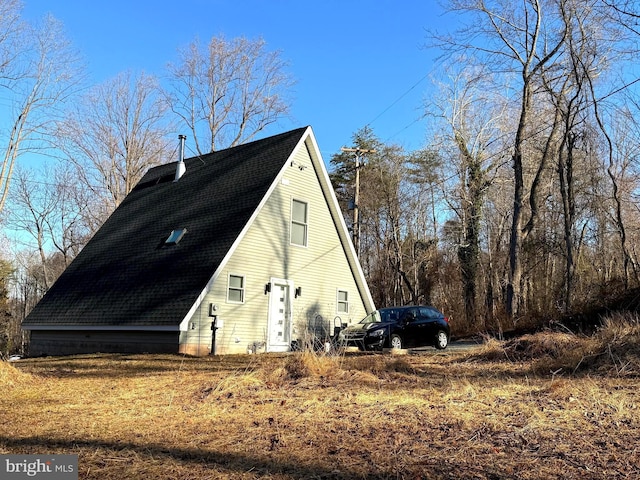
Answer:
top-left (23, 127), bottom-right (309, 328)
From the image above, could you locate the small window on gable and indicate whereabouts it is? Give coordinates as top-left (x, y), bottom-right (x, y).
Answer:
top-left (337, 290), bottom-right (349, 314)
top-left (227, 274), bottom-right (245, 303)
top-left (291, 199), bottom-right (308, 246)
top-left (165, 228), bottom-right (187, 245)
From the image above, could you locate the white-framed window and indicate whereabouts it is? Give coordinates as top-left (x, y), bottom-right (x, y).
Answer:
top-left (291, 199), bottom-right (308, 246)
top-left (337, 289), bottom-right (349, 314)
top-left (227, 274), bottom-right (245, 303)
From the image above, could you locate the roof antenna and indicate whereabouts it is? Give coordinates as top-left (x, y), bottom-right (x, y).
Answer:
top-left (174, 135), bottom-right (187, 181)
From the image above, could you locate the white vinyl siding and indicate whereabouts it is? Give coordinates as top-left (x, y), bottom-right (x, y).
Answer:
top-left (193, 139), bottom-right (369, 354)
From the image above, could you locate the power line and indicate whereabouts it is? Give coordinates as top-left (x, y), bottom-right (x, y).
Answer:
top-left (361, 52), bottom-right (640, 155)
top-left (364, 72), bottom-right (432, 129)
top-left (355, 74), bottom-right (640, 195)
top-left (385, 115), bottom-right (425, 143)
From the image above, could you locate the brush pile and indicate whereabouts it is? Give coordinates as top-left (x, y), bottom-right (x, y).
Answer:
top-left (477, 311), bottom-right (640, 376)
top-left (0, 360), bottom-right (33, 387)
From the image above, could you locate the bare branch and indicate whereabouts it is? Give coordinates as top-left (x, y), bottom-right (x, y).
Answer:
top-left (55, 72), bottom-right (173, 228)
top-left (0, 11), bottom-right (84, 215)
top-left (165, 35), bottom-right (294, 154)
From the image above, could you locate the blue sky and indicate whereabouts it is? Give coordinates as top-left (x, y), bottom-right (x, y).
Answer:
top-left (22, 0), bottom-right (453, 161)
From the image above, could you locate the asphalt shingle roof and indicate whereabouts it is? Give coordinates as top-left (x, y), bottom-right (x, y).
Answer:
top-left (23, 127), bottom-right (309, 328)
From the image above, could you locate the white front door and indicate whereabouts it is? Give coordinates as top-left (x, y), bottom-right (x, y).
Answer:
top-left (267, 278), bottom-right (293, 352)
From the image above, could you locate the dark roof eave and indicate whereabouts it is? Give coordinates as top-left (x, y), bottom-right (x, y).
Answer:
top-left (23, 325), bottom-right (181, 331)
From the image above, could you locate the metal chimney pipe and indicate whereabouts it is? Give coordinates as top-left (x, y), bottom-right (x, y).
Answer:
top-left (174, 134), bottom-right (187, 182)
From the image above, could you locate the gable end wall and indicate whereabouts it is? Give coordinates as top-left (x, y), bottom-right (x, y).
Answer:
top-left (181, 143), bottom-right (367, 355)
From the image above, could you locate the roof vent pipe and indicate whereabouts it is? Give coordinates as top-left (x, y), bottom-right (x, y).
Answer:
top-left (174, 134), bottom-right (187, 182)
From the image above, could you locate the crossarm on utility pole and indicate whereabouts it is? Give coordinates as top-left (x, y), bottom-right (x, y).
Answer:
top-left (340, 147), bottom-right (376, 256)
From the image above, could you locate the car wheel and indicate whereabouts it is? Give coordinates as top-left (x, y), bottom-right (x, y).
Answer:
top-left (434, 330), bottom-right (448, 350)
top-left (390, 334), bottom-right (403, 349)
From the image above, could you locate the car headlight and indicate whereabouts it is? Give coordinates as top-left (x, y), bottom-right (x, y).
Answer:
top-left (366, 329), bottom-right (385, 337)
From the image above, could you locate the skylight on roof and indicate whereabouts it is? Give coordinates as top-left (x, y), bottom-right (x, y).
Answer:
top-left (165, 228), bottom-right (187, 245)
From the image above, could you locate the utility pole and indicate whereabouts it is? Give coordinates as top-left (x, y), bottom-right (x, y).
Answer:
top-left (340, 147), bottom-right (376, 256)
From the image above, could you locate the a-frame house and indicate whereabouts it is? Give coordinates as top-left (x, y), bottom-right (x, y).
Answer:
top-left (22, 127), bottom-right (375, 355)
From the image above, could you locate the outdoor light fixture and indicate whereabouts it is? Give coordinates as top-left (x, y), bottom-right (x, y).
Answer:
top-left (295, 286), bottom-right (302, 298)
top-left (290, 160), bottom-right (307, 171)
top-left (264, 283), bottom-right (271, 294)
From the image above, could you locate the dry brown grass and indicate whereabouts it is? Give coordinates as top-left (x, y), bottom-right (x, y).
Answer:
top-left (468, 312), bottom-right (640, 377)
top-left (2, 320), bottom-right (640, 479)
top-left (0, 360), bottom-right (34, 387)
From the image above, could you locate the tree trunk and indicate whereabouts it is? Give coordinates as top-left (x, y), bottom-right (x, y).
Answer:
top-left (507, 146), bottom-right (525, 318)
top-left (558, 133), bottom-right (576, 312)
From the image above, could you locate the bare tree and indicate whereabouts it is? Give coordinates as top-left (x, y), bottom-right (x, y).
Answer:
top-left (586, 1), bottom-right (640, 289)
top-left (428, 65), bottom-right (509, 328)
top-left (331, 128), bottom-right (443, 308)
top-left (10, 167), bottom-right (55, 289)
top-left (602, 0), bottom-right (640, 35)
top-left (0, 7), bottom-right (83, 215)
top-left (7, 166), bottom-right (84, 290)
top-left (0, 257), bottom-right (14, 359)
top-left (433, 0), bottom-right (640, 324)
top-left (435, 0), bottom-right (570, 318)
top-left (544, 2), bottom-right (604, 311)
top-left (56, 72), bottom-right (173, 229)
top-left (0, 0), bottom-right (21, 80)
top-left (165, 35), bottom-right (294, 154)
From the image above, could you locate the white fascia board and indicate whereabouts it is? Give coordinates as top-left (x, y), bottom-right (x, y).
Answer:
top-left (303, 129), bottom-right (376, 313)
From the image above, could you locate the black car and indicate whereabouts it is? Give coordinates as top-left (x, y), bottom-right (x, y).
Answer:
top-left (338, 305), bottom-right (450, 351)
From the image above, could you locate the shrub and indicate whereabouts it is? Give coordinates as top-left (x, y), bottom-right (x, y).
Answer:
top-left (283, 350), bottom-right (341, 380)
top-left (0, 360), bottom-right (32, 387)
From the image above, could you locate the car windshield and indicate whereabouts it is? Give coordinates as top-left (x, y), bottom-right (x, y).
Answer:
top-left (358, 311), bottom-right (382, 324)
top-left (358, 309), bottom-right (402, 324)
